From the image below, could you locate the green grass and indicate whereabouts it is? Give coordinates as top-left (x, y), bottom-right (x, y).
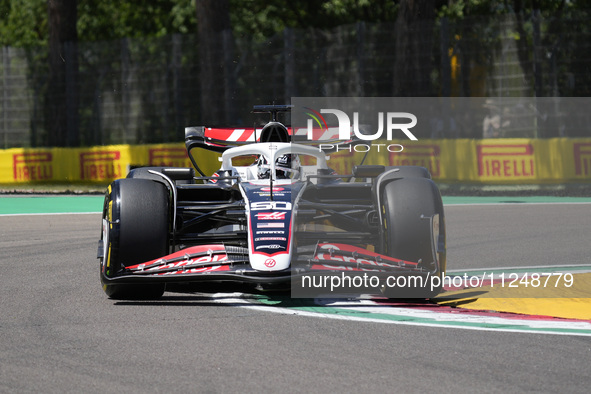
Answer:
top-left (0, 183), bottom-right (108, 194)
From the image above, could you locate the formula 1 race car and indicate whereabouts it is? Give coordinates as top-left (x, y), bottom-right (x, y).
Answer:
top-left (98, 105), bottom-right (446, 299)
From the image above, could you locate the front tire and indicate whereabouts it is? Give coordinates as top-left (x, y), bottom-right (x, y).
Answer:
top-left (100, 178), bottom-right (169, 299)
top-left (381, 177), bottom-right (445, 298)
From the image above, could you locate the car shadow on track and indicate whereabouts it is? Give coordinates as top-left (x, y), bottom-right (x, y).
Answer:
top-left (112, 289), bottom-right (452, 310)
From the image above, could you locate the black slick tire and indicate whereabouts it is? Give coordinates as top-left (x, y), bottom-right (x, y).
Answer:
top-left (100, 178), bottom-right (169, 299)
top-left (381, 177), bottom-right (445, 298)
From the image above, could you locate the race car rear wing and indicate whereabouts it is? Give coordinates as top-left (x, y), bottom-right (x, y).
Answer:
top-left (186, 103), bottom-right (363, 148)
top-left (184, 105), bottom-right (365, 175)
top-left (185, 126), bottom-right (257, 154)
top-left (184, 125), bottom-right (351, 152)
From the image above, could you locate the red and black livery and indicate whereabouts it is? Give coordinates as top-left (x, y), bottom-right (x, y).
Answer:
top-left (98, 105), bottom-right (446, 299)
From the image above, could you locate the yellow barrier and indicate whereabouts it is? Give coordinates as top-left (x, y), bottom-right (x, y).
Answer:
top-left (1, 139), bottom-right (590, 184)
top-left (338, 138), bottom-right (591, 184)
top-left (0, 143), bottom-right (219, 184)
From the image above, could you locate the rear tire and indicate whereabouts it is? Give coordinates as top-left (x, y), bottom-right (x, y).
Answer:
top-left (381, 177), bottom-right (445, 298)
top-left (100, 178), bottom-right (169, 299)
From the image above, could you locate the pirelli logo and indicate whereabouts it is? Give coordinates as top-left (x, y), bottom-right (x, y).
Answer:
top-left (573, 143), bottom-right (591, 177)
top-left (149, 148), bottom-right (191, 167)
top-left (477, 144), bottom-right (534, 178)
top-left (80, 151), bottom-right (123, 180)
top-left (389, 144), bottom-right (440, 177)
top-left (13, 152), bottom-right (54, 181)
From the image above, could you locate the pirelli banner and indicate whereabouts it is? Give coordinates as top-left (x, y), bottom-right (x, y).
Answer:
top-left (0, 144), bottom-right (218, 184)
top-left (289, 97), bottom-right (591, 184)
top-left (0, 139), bottom-right (590, 184)
top-left (329, 138), bottom-right (591, 184)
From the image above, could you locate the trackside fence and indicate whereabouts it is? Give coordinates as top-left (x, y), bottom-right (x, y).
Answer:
top-left (2, 13), bottom-right (591, 149)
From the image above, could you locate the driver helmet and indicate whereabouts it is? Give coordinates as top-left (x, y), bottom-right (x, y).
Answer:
top-left (257, 154), bottom-right (300, 179)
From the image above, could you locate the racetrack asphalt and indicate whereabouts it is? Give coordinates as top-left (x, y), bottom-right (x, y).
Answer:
top-left (1, 203), bottom-right (590, 392)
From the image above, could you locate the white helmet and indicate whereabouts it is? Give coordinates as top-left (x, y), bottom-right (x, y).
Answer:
top-left (257, 154), bottom-right (300, 180)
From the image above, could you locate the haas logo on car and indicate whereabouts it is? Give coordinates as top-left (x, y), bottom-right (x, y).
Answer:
top-left (256, 212), bottom-right (286, 220)
top-left (264, 259), bottom-right (277, 267)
